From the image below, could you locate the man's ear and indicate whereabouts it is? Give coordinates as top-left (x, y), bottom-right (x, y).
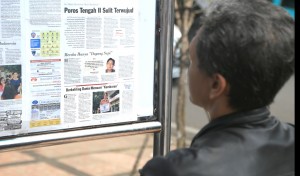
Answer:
top-left (209, 73), bottom-right (228, 99)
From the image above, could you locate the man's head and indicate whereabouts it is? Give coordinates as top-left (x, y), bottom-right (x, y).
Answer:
top-left (12, 72), bottom-right (19, 79)
top-left (104, 92), bottom-right (108, 99)
top-left (188, 0), bottom-right (294, 113)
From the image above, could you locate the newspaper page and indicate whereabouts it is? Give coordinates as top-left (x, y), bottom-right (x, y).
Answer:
top-left (0, 0), bottom-right (155, 138)
top-left (0, 0), bottom-right (23, 135)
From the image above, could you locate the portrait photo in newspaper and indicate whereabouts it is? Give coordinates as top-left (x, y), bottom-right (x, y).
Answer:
top-left (105, 58), bottom-right (116, 73)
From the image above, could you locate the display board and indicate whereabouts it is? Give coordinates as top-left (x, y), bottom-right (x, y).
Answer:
top-left (0, 0), bottom-right (158, 139)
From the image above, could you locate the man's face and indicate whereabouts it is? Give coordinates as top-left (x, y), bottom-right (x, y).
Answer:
top-left (13, 73), bottom-right (18, 79)
top-left (188, 32), bottom-right (212, 109)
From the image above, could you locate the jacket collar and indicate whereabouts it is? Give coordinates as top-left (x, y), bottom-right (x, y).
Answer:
top-left (191, 107), bottom-right (270, 145)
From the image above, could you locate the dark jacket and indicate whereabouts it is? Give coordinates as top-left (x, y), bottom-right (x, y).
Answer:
top-left (140, 107), bottom-right (294, 176)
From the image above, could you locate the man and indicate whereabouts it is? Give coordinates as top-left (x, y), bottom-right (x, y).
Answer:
top-left (140, 0), bottom-right (294, 175)
top-left (10, 72), bottom-right (22, 94)
top-left (100, 92), bottom-right (110, 113)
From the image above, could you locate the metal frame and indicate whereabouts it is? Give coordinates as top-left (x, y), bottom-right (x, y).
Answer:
top-left (0, 122), bottom-right (161, 152)
top-left (153, 0), bottom-right (174, 156)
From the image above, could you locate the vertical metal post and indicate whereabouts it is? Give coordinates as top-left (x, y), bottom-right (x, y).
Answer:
top-left (153, 0), bottom-right (174, 156)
